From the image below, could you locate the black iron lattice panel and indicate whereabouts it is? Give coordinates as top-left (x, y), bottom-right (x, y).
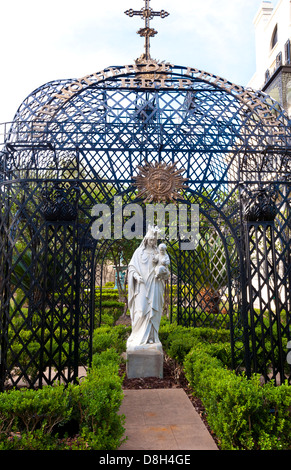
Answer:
top-left (0, 64), bottom-right (290, 388)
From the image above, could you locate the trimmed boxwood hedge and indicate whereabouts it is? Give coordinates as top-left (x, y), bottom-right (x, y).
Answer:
top-left (159, 319), bottom-right (291, 450)
top-left (3, 318), bottom-right (291, 450)
top-left (0, 326), bottom-right (129, 450)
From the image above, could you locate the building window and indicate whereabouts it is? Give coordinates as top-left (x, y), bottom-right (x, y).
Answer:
top-left (276, 51), bottom-right (282, 68)
top-left (285, 39), bottom-right (291, 64)
top-left (271, 24), bottom-right (278, 50)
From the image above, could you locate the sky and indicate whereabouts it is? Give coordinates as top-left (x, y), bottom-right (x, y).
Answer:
top-left (0, 0), bottom-right (277, 124)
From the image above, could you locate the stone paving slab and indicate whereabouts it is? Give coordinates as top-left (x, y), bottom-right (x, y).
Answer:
top-left (118, 389), bottom-right (218, 451)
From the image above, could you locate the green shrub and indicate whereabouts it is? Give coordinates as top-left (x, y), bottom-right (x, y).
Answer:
top-left (0, 429), bottom-right (65, 450)
top-left (100, 300), bottom-right (124, 308)
top-left (71, 364), bottom-right (125, 450)
top-left (0, 325), bottom-right (128, 450)
top-left (183, 342), bottom-right (291, 450)
top-left (94, 298), bottom-right (126, 327)
top-left (0, 369), bottom-right (126, 450)
top-left (159, 320), bottom-right (291, 450)
top-left (92, 348), bottom-right (122, 368)
top-left (95, 292), bottom-right (120, 301)
top-left (0, 384), bottom-right (72, 449)
top-left (99, 312), bottom-right (116, 327)
top-left (104, 282), bottom-right (115, 288)
top-left (159, 320), bottom-right (230, 363)
top-left (92, 325), bottom-right (130, 354)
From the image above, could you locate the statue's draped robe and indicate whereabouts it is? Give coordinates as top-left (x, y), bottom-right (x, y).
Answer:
top-left (127, 247), bottom-right (164, 348)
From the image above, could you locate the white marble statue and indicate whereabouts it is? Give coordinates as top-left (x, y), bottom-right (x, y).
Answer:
top-left (153, 243), bottom-right (170, 281)
top-left (126, 226), bottom-right (170, 352)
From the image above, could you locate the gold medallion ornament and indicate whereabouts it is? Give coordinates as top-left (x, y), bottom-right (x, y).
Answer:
top-left (133, 161), bottom-right (188, 203)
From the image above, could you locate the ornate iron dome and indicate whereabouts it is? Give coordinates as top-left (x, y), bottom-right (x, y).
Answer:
top-left (0, 6), bottom-right (291, 390)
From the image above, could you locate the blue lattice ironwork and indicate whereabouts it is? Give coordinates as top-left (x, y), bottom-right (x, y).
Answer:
top-left (0, 59), bottom-right (290, 389)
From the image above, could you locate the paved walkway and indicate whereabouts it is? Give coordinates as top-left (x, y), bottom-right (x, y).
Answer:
top-left (118, 389), bottom-right (218, 451)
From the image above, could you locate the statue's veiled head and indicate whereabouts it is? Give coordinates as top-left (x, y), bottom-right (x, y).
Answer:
top-left (142, 225), bottom-right (161, 249)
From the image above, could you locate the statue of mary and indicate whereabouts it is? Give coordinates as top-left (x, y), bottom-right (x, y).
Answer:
top-left (126, 225), bottom-right (170, 352)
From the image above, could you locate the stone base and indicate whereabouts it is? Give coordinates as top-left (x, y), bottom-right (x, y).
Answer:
top-left (126, 341), bottom-right (163, 353)
top-left (126, 348), bottom-right (163, 379)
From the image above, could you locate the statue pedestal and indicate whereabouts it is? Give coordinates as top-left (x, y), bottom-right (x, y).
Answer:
top-left (126, 345), bottom-right (163, 379)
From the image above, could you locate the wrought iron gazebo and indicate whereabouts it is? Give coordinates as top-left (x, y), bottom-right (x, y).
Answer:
top-left (0, 2), bottom-right (291, 390)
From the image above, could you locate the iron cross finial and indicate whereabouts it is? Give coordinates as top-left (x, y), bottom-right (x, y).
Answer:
top-left (125, 0), bottom-right (169, 61)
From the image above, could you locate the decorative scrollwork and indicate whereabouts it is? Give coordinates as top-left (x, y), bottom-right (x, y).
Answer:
top-left (40, 183), bottom-right (80, 221)
top-left (133, 161), bottom-right (188, 203)
top-left (242, 186), bottom-right (278, 222)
